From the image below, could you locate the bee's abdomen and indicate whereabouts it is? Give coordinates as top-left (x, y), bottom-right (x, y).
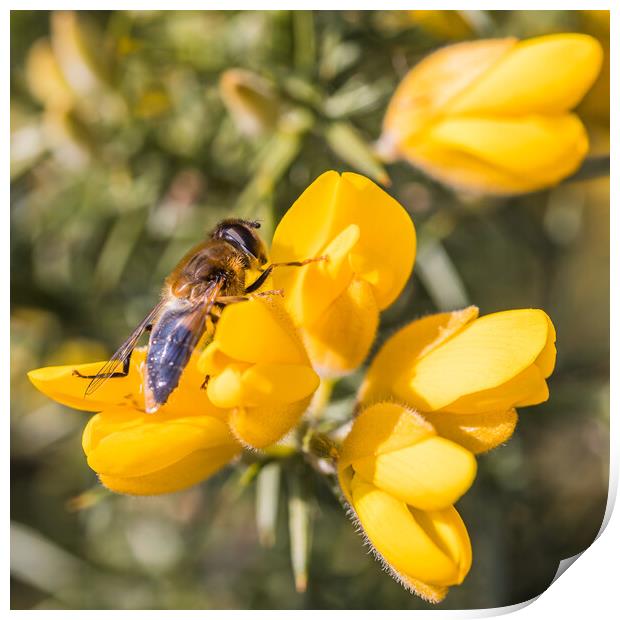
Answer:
top-left (144, 307), bottom-right (203, 412)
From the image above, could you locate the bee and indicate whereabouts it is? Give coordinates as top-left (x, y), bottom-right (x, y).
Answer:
top-left (74, 218), bottom-right (320, 413)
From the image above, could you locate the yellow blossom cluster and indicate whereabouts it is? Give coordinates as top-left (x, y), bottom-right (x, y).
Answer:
top-left (29, 170), bottom-right (557, 601)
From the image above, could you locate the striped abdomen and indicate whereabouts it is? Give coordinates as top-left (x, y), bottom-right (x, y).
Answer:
top-left (143, 301), bottom-right (207, 413)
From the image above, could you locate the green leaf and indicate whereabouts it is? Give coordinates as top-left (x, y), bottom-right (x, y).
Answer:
top-left (287, 468), bottom-right (313, 593)
top-left (255, 462), bottom-right (281, 548)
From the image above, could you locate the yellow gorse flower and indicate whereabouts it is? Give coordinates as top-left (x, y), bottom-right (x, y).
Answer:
top-left (270, 170), bottom-right (416, 376)
top-left (338, 402), bottom-right (474, 603)
top-left (28, 296), bottom-right (320, 488)
top-left (378, 33), bottom-right (603, 195)
top-left (198, 296), bottom-right (320, 449)
top-left (359, 306), bottom-right (557, 453)
top-left (28, 349), bottom-right (241, 495)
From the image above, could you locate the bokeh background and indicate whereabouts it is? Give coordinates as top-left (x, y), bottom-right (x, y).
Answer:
top-left (10, 10), bottom-right (610, 610)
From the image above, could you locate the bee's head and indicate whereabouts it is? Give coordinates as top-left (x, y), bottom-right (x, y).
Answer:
top-left (212, 219), bottom-right (268, 266)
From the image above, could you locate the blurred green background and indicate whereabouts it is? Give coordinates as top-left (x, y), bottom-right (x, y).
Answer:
top-left (10, 10), bottom-right (609, 610)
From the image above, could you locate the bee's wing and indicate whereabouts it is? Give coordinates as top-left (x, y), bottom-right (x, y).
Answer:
top-left (84, 299), bottom-right (167, 396)
top-left (143, 279), bottom-right (225, 413)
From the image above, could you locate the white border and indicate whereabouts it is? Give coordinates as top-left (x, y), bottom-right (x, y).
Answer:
top-left (5, 2), bottom-right (616, 617)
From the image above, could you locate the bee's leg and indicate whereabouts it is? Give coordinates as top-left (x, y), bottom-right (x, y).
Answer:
top-left (245, 256), bottom-right (328, 293)
top-left (208, 305), bottom-right (222, 327)
top-left (71, 322), bottom-right (153, 380)
top-left (244, 268), bottom-right (273, 293)
top-left (253, 289), bottom-right (284, 298)
top-left (216, 290), bottom-right (284, 305)
top-left (72, 351), bottom-right (133, 380)
top-left (200, 375), bottom-right (210, 390)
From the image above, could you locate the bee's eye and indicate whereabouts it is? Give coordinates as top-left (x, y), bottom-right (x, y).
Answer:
top-left (220, 224), bottom-right (261, 259)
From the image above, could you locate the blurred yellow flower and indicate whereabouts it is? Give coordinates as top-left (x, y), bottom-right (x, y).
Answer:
top-left (28, 349), bottom-right (241, 495)
top-left (270, 171), bottom-right (416, 376)
top-left (378, 34), bottom-right (603, 195)
top-left (359, 307), bottom-right (556, 453)
top-left (49, 11), bottom-right (107, 98)
top-left (25, 38), bottom-right (74, 111)
top-left (219, 68), bottom-right (280, 136)
top-left (407, 10), bottom-right (473, 40)
top-left (338, 402), bottom-right (474, 602)
top-left (198, 297), bottom-right (320, 449)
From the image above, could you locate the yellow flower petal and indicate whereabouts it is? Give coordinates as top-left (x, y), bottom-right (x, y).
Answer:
top-left (399, 578), bottom-right (448, 605)
top-left (271, 170), bottom-right (342, 264)
top-left (359, 306), bottom-right (478, 406)
top-left (285, 224), bottom-right (360, 326)
top-left (423, 409), bottom-right (518, 454)
top-left (28, 351), bottom-right (146, 412)
top-left (301, 277), bottom-right (379, 376)
top-left (350, 475), bottom-right (472, 587)
top-left (197, 343), bottom-right (232, 376)
top-left (395, 309), bottom-right (555, 412)
top-left (164, 351), bottom-right (228, 418)
top-left (352, 436), bottom-right (477, 510)
top-left (28, 347), bottom-right (225, 418)
top-left (212, 297), bottom-right (307, 365)
top-left (199, 297), bottom-right (318, 449)
top-left (382, 38), bottom-right (516, 141)
top-left (98, 446), bottom-right (240, 495)
top-left (535, 314), bottom-right (557, 377)
top-left (339, 402), bottom-right (435, 475)
top-left (229, 396), bottom-right (313, 449)
top-left (240, 363), bottom-right (320, 407)
top-left (443, 364), bottom-right (548, 414)
top-left (405, 114), bottom-right (589, 194)
top-left (271, 171), bottom-right (416, 312)
top-left (448, 33), bottom-right (604, 116)
top-left (336, 172), bottom-right (416, 309)
top-left (206, 365), bottom-right (245, 409)
top-left (321, 224), bottom-right (361, 280)
top-left (83, 409), bottom-right (238, 478)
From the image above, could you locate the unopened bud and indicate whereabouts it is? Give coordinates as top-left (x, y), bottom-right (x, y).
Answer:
top-left (219, 69), bottom-right (280, 137)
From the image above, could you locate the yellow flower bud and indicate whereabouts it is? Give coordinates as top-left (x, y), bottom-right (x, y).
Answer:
top-left (339, 402), bottom-right (477, 512)
top-left (219, 69), bottom-right (280, 136)
top-left (338, 403), bottom-right (474, 602)
top-left (198, 297), bottom-right (320, 449)
top-left (82, 408), bottom-right (241, 495)
top-left (271, 171), bottom-right (416, 376)
top-left (25, 38), bottom-right (74, 110)
top-left (359, 307), bottom-right (556, 453)
top-left (379, 34), bottom-right (603, 195)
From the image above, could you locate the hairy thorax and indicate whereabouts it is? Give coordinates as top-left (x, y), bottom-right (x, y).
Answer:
top-left (166, 241), bottom-right (248, 302)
